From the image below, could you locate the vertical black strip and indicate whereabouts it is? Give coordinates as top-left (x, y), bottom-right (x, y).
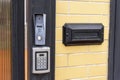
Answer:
top-left (108, 0), bottom-right (116, 80)
top-left (112, 0), bottom-right (120, 79)
top-left (11, 0), bottom-right (24, 80)
top-left (50, 0), bottom-right (56, 79)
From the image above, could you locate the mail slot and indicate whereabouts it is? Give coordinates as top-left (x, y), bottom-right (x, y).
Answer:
top-left (63, 23), bottom-right (104, 46)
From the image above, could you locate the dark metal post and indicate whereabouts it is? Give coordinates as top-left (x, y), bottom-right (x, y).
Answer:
top-left (27, 0), bottom-right (55, 79)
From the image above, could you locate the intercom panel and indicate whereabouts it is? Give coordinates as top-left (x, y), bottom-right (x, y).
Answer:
top-left (27, 0), bottom-right (55, 79)
top-left (33, 14), bottom-right (46, 45)
top-left (32, 47), bottom-right (50, 74)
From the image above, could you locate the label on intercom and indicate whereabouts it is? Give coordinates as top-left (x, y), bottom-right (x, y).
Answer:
top-left (34, 14), bottom-right (46, 45)
top-left (32, 47), bottom-right (50, 74)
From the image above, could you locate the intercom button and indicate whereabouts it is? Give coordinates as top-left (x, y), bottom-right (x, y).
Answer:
top-left (43, 66), bottom-right (46, 69)
top-left (37, 36), bottom-right (42, 41)
top-left (41, 60), bottom-right (43, 62)
top-left (43, 57), bottom-right (46, 60)
top-left (43, 63), bottom-right (46, 65)
top-left (43, 60), bottom-right (46, 62)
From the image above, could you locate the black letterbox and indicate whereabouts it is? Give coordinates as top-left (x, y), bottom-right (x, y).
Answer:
top-left (63, 23), bottom-right (104, 46)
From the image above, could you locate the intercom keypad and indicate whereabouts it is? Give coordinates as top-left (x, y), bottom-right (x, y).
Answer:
top-left (32, 47), bottom-right (50, 74)
top-left (36, 52), bottom-right (48, 70)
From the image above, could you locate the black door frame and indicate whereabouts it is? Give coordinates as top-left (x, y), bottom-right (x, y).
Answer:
top-left (108, 0), bottom-right (120, 80)
top-left (11, 0), bottom-right (24, 80)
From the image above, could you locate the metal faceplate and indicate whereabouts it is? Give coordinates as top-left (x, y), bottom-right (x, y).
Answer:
top-left (32, 47), bottom-right (50, 74)
top-left (34, 14), bottom-right (46, 45)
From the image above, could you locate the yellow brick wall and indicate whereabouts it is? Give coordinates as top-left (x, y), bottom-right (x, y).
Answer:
top-left (55, 0), bottom-right (110, 80)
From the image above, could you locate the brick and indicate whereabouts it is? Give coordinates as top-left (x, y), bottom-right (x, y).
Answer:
top-left (88, 65), bottom-right (107, 77)
top-left (56, 14), bottom-right (109, 28)
top-left (56, 14), bottom-right (69, 28)
top-left (55, 68), bottom-right (67, 80)
top-left (69, 2), bottom-right (109, 14)
top-left (88, 76), bottom-right (107, 80)
top-left (55, 54), bottom-right (68, 67)
top-left (56, 1), bottom-right (69, 14)
top-left (67, 67), bottom-right (87, 79)
top-left (104, 28), bottom-right (109, 40)
top-left (56, 41), bottom-right (89, 54)
top-left (88, 40), bottom-right (108, 52)
top-left (69, 79), bottom-right (87, 80)
top-left (56, 0), bottom-right (110, 2)
top-left (78, 0), bottom-right (110, 2)
top-left (55, 67), bottom-right (87, 80)
top-left (56, 28), bottom-right (62, 41)
top-left (68, 53), bottom-right (107, 66)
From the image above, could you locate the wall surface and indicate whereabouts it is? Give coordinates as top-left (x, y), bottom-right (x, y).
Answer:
top-left (55, 0), bottom-right (110, 80)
